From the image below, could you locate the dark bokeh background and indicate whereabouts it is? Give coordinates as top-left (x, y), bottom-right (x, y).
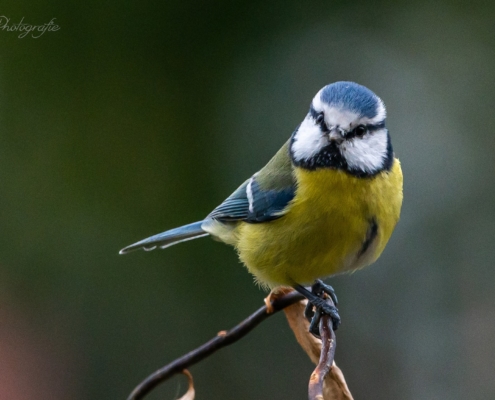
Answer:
top-left (1, 1), bottom-right (494, 399)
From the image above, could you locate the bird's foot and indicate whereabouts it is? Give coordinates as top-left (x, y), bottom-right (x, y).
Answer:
top-left (306, 297), bottom-right (340, 338)
top-left (308, 279), bottom-right (338, 308)
top-left (294, 280), bottom-right (341, 338)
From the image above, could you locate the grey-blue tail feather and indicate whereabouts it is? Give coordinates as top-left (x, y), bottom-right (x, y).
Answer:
top-left (119, 221), bottom-right (208, 254)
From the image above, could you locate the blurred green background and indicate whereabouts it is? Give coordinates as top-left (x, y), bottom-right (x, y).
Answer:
top-left (1, 1), bottom-right (494, 399)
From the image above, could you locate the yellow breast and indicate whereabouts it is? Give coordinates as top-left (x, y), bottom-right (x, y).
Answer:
top-left (235, 159), bottom-right (403, 288)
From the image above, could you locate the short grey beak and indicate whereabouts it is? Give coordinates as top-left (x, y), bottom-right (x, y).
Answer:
top-left (328, 128), bottom-right (344, 145)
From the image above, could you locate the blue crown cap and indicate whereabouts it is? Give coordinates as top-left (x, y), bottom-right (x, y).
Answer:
top-left (320, 81), bottom-right (380, 119)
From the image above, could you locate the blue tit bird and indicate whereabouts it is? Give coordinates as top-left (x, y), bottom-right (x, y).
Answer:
top-left (120, 81), bottom-right (403, 336)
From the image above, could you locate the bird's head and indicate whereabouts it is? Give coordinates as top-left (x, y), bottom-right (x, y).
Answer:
top-left (290, 81), bottom-right (393, 177)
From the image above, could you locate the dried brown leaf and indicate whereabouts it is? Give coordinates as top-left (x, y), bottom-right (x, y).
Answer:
top-left (177, 370), bottom-right (195, 400)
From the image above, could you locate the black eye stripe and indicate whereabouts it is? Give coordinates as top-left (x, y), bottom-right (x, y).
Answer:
top-left (353, 125), bottom-right (367, 136)
top-left (309, 105), bottom-right (385, 136)
top-left (309, 105), bottom-right (320, 120)
top-left (346, 122), bottom-right (385, 139)
top-left (366, 121), bottom-right (386, 131)
top-left (309, 106), bottom-right (328, 132)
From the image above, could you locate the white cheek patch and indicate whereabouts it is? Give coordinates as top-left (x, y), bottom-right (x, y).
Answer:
top-left (341, 129), bottom-right (388, 173)
top-left (291, 115), bottom-right (327, 161)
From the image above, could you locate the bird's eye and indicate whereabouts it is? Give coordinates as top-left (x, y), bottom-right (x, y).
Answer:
top-left (354, 125), bottom-right (367, 137)
top-left (315, 113), bottom-right (325, 125)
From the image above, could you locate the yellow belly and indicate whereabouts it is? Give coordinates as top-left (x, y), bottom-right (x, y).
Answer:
top-left (234, 160), bottom-right (403, 288)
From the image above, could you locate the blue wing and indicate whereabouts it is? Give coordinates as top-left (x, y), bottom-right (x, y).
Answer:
top-left (120, 141), bottom-right (296, 254)
top-left (207, 180), bottom-right (251, 221)
top-left (207, 175), bottom-right (295, 223)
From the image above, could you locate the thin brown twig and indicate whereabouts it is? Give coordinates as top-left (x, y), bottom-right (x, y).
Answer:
top-left (126, 290), bottom-right (305, 400)
top-left (308, 313), bottom-right (337, 400)
top-left (284, 299), bottom-right (351, 399)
